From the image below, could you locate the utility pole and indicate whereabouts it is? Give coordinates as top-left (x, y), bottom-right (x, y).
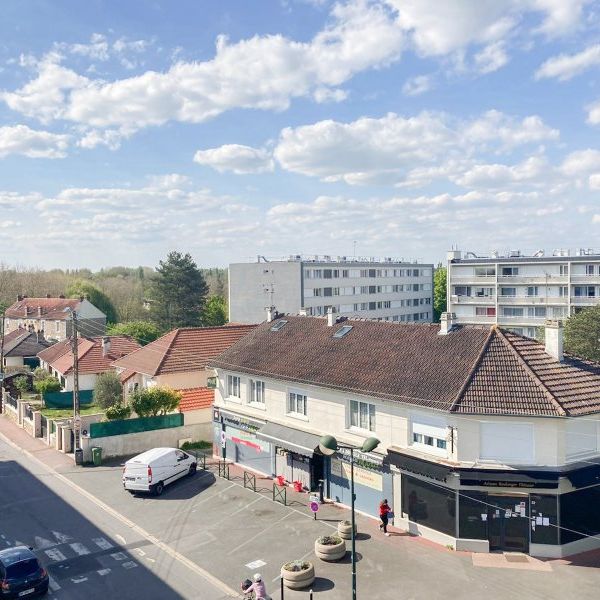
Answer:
top-left (71, 310), bottom-right (82, 464)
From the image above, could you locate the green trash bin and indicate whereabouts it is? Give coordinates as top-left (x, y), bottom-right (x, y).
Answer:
top-left (91, 447), bottom-right (102, 467)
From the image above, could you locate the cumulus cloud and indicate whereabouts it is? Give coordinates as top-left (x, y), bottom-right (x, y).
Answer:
top-left (402, 74), bottom-right (433, 96)
top-left (535, 43), bottom-right (600, 81)
top-left (560, 149), bottom-right (600, 176)
top-left (0, 125), bottom-right (70, 158)
top-left (194, 144), bottom-right (274, 174)
top-left (587, 100), bottom-right (600, 125)
top-left (473, 41), bottom-right (508, 74)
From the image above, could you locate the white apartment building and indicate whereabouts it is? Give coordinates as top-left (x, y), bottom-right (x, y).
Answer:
top-left (229, 255), bottom-right (433, 324)
top-left (447, 248), bottom-right (600, 337)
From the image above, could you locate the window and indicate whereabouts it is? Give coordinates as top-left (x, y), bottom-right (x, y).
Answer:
top-left (501, 267), bottom-right (519, 276)
top-left (402, 475), bottom-right (456, 536)
top-left (475, 287), bottom-right (494, 297)
top-left (227, 375), bottom-right (241, 398)
top-left (586, 264), bottom-right (595, 275)
top-left (369, 302), bottom-right (376, 310)
top-left (342, 269), bottom-right (349, 278)
top-left (454, 286), bottom-right (471, 296)
top-left (324, 287), bottom-right (333, 297)
top-left (527, 286), bottom-right (539, 297)
top-left (349, 400), bottom-right (376, 431)
top-left (333, 325), bottom-right (353, 338)
top-left (250, 379), bottom-right (265, 404)
top-left (476, 307), bottom-right (496, 316)
top-left (412, 269), bottom-right (419, 276)
top-left (288, 391), bottom-right (307, 416)
top-left (270, 320), bottom-right (288, 331)
top-left (559, 286), bottom-right (568, 297)
top-left (323, 269), bottom-right (332, 279)
top-left (502, 307), bottom-right (523, 317)
top-left (480, 422), bottom-right (534, 463)
top-left (411, 416), bottom-right (448, 455)
top-left (527, 307), bottom-right (546, 318)
top-left (500, 287), bottom-right (516, 297)
top-left (55, 321), bottom-right (60, 332)
top-left (369, 269), bottom-right (376, 278)
top-left (588, 286), bottom-right (596, 297)
top-left (559, 264), bottom-right (569, 276)
top-left (475, 267), bottom-right (495, 277)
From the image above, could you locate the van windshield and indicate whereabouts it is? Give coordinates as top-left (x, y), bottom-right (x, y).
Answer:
top-left (6, 559), bottom-right (40, 579)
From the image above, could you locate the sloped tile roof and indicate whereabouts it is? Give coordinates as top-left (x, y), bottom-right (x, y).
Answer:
top-left (2, 329), bottom-right (51, 357)
top-left (211, 316), bottom-right (600, 417)
top-left (179, 387), bottom-right (214, 412)
top-left (112, 325), bottom-right (256, 376)
top-left (5, 298), bottom-right (82, 320)
top-left (38, 336), bottom-right (141, 375)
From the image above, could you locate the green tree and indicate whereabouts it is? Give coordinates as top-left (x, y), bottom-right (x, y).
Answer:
top-left (14, 376), bottom-right (31, 395)
top-left (66, 280), bottom-right (118, 324)
top-left (130, 387), bottom-right (182, 417)
top-left (93, 372), bottom-right (123, 409)
top-left (433, 266), bottom-right (447, 322)
top-left (149, 251), bottom-right (208, 330)
top-left (34, 378), bottom-right (62, 396)
top-left (107, 321), bottom-right (160, 345)
top-left (564, 305), bottom-right (600, 361)
top-left (202, 296), bottom-right (228, 326)
top-left (32, 367), bottom-right (49, 382)
top-left (105, 403), bottom-right (132, 420)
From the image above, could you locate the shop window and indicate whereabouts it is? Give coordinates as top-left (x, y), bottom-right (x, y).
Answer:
top-left (531, 495), bottom-right (559, 546)
top-left (227, 375), bottom-right (241, 399)
top-left (560, 486), bottom-right (600, 545)
top-left (459, 492), bottom-right (488, 540)
top-left (402, 475), bottom-right (456, 536)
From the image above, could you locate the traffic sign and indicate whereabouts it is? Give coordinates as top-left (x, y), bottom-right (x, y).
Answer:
top-left (310, 501), bottom-right (319, 513)
top-left (220, 431), bottom-right (226, 448)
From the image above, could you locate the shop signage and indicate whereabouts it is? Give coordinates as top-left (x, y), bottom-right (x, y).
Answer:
top-left (336, 447), bottom-right (384, 471)
top-left (461, 479), bottom-right (558, 489)
top-left (222, 414), bottom-right (261, 433)
top-left (331, 458), bottom-right (383, 491)
top-left (226, 428), bottom-right (270, 453)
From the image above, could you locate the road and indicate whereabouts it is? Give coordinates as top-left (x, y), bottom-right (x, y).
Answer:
top-left (0, 435), bottom-right (236, 600)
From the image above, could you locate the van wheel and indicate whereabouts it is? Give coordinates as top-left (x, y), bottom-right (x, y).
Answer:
top-left (188, 463), bottom-right (197, 476)
top-left (153, 482), bottom-right (164, 496)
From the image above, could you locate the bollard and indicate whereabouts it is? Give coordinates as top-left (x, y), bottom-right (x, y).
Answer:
top-left (309, 589), bottom-right (313, 600)
top-left (280, 577), bottom-right (284, 599)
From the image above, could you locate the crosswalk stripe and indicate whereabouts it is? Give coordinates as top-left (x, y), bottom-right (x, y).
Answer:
top-left (92, 537), bottom-right (113, 550)
top-left (122, 561), bottom-right (138, 569)
top-left (69, 543), bottom-right (91, 556)
top-left (110, 551), bottom-right (127, 561)
top-left (44, 548), bottom-right (66, 562)
top-left (48, 577), bottom-right (61, 591)
top-left (97, 568), bottom-right (111, 576)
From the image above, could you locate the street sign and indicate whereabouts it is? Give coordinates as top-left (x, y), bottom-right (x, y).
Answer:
top-left (220, 431), bottom-right (226, 448)
top-left (310, 501), bottom-right (319, 513)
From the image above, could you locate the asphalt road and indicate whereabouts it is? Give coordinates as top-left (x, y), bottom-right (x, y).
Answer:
top-left (0, 436), bottom-right (236, 600)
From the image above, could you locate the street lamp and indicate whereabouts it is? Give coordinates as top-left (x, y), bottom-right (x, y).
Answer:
top-left (319, 435), bottom-right (380, 600)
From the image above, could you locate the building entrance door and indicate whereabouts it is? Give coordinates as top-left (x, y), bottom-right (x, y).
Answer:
top-left (488, 495), bottom-right (529, 553)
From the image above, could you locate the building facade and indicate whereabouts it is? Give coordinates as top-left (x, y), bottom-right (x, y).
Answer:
top-left (210, 314), bottom-right (600, 558)
top-left (447, 248), bottom-right (600, 338)
top-left (229, 256), bottom-right (433, 324)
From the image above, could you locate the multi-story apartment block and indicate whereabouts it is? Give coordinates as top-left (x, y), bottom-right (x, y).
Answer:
top-left (229, 255), bottom-right (434, 324)
top-left (447, 248), bottom-right (600, 337)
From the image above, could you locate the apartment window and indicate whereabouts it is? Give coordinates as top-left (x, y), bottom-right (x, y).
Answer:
top-left (559, 265), bottom-right (569, 276)
top-left (527, 307), bottom-right (546, 318)
top-left (502, 307), bottom-right (524, 317)
top-left (412, 283), bottom-right (419, 292)
top-left (412, 299), bottom-right (419, 306)
top-left (574, 286), bottom-right (595, 297)
top-left (360, 302), bottom-right (369, 310)
top-left (502, 267), bottom-right (519, 276)
top-left (332, 269), bottom-right (339, 278)
top-left (454, 286), bottom-right (471, 296)
top-left (226, 375), bottom-right (241, 399)
top-left (586, 265), bottom-right (596, 275)
top-left (249, 380), bottom-right (265, 404)
top-left (425, 298), bottom-right (431, 305)
top-left (288, 391), bottom-right (307, 416)
top-left (500, 287), bottom-right (516, 297)
top-left (324, 287), bottom-right (333, 297)
top-left (559, 286), bottom-right (568, 297)
top-left (589, 286), bottom-right (596, 297)
top-left (314, 288), bottom-right (322, 297)
top-left (412, 417), bottom-right (448, 456)
top-left (552, 307), bottom-right (567, 318)
top-left (349, 400), bottom-right (376, 431)
top-left (369, 302), bottom-right (376, 310)
top-left (475, 267), bottom-right (495, 277)
top-left (342, 269), bottom-right (349, 278)
top-left (369, 285), bottom-right (377, 294)
top-left (323, 269), bottom-right (332, 279)
top-left (527, 286), bottom-right (539, 297)
top-left (412, 269), bottom-right (419, 277)
top-left (304, 269), bottom-right (312, 279)
top-left (414, 312), bottom-right (420, 320)
top-left (475, 287), bottom-right (494, 297)
top-left (350, 269), bottom-right (360, 278)
top-left (476, 307), bottom-right (496, 316)
top-left (313, 269), bottom-right (322, 279)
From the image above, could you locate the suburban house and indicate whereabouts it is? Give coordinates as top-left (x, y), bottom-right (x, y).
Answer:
top-left (111, 325), bottom-right (256, 424)
top-left (4, 295), bottom-right (107, 342)
top-left (209, 312), bottom-right (600, 558)
top-left (37, 336), bottom-right (140, 391)
top-left (1, 328), bottom-right (51, 369)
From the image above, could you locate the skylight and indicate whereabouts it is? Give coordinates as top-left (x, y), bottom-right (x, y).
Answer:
top-left (270, 320), bottom-right (288, 332)
top-left (333, 325), bottom-right (353, 338)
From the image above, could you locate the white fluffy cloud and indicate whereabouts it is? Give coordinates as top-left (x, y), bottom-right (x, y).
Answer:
top-left (194, 144), bottom-right (274, 174)
top-left (473, 42), bottom-right (508, 74)
top-left (535, 43), bottom-right (600, 80)
top-left (560, 149), bottom-right (600, 176)
top-left (402, 74), bottom-right (433, 96)
top-left (0, 125), bottom-right (69, 158)
top-left (587, 100), bottom-right (600, 125)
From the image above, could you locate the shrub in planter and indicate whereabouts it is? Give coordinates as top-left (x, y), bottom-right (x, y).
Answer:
top-left (315, 535), bottom-right (346, 561)
top-left (337, 519), bottom-right (357, 539)
top-left (281, 560), bottom-right (315, 590)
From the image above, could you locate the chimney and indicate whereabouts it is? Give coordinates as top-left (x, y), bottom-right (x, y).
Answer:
top-left (37, 306), bottom-right (42, 317)
top-left (327, 307), bottom-right (335, 327)
top-left (266, 306), bottom-right (276, 323)
top-left (59, 294), bottom-right (65, 299)
top-left (438, 312), bottom-right (456, 335)
top-left (17, 294), bottom-right (23, 302)
top-left (102, 336), bottom-right (111, 357)
top-left (298, 308), bottom-right (308, 317)
top-left (46, 293), bottom-right (51, 298)
top-left (544, 320), bottom-right (564, 362)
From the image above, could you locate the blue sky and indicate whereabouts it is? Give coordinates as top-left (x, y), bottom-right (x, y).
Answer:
top-left (1, 0), bottom-right (600, 269)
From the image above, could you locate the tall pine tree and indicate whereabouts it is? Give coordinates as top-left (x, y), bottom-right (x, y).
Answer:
top-left (150, 251), bottom-right (208, 330)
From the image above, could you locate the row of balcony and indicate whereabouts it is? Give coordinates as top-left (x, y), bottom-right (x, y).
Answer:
top-left (451, 274), bottom-right (600, 284)
top-left (451, 295), bottom-right (598, 305)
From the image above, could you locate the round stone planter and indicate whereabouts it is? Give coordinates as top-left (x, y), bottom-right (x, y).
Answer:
top-left (281, 561), bottom-right (315, 590)
top-left (315, 536), bottom-right (346, 561)
top-left (337, 520), bottom-right (356, 540)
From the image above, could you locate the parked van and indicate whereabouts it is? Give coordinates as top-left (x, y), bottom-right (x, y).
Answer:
top-left (122, 448), bottom-right (197, 496)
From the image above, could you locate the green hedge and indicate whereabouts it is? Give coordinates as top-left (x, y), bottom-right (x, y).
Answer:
top-left (89, 413), bottom-right (183, 438)
top-left (44, 390), bottom-right (94, 408)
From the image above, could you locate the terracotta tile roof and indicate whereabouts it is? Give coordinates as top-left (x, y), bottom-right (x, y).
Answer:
top-left (112, 325), bottom-right (256, 376)
top-left (211, 316), bottom-right (600, 417)
top-left (179, 387), bottom-right (214, 412)
top-left (2, 329), bottom-right (51, 357)
top-left (119, 369), bottom-right (136, 384)
top-left (5, 298), bottom-right (82, 320)
top-left (38, 336), bottom-right (141, 376)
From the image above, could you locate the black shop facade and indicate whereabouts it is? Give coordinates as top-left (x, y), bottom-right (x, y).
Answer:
top-left (388, 448), bottom-right (600, 557)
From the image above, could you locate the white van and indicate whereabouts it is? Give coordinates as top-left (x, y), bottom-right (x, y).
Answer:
top-left (122, 448), bottom-right (197, 496)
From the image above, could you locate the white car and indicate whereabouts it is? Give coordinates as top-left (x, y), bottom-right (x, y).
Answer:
top-left (122, 447), bottom-right (197, 496)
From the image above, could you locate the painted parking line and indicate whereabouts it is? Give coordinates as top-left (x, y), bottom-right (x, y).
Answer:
top-left (48, 577), bottom-right (61, 591)
top-left (227, 511), bottom-right (294, 556)
top-left (97, 569), bottom-right (111, 576)
top-left (92, 537), bottom-right (114, 551)
top-left (45, 548), bottom-right (67, 562)
top-left (71, 576), bottom-right (88, 584)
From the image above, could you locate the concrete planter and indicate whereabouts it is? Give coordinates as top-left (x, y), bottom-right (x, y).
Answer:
top-left (281, 561), bottom-right (315, 590)
top-left (338, 520), bottom-right (356, 539)
top-left (315, 536), bottom-right (346, 561)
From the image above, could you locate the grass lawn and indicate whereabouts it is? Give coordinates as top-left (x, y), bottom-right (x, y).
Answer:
top-left (40, 405), bottom-right (105, 419)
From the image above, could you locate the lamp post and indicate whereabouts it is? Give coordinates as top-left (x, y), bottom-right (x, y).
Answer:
top-left (319, 435), bottom-right (380, 600)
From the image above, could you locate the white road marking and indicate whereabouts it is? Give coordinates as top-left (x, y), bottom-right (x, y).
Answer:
top-left (122, 561), bottom-right (138, 569)
top-left (48, 577), bottom-right (61, 591)
top-left (246, 559), bottom-right (266, 569)
top-left (0, 431), bottom-right (239, 599)
top-left (35, 536), bottom-right (56, 550)
top-left (227, 512), bottom-right (294, 556)
top-left (71, 576), bottom-right (88, 583)
top-left (45, 548), bottom-right (67, 562)
top-left (97, 569), bottom-right (111, 576)
top-left (134, 548), bottom-right (146, 557)
top-left (115, 534), bottom-right (126, 546)
top-left (52, 531), bottom-right (73, 544)
top-left (110, 552), bottom-right (127, 561)
top-left (0, 534), bottom-right (5, 539)
top-left (93, 537), bottom-right (113, 551)
top-left (70, 543), bottom-right (90, 556)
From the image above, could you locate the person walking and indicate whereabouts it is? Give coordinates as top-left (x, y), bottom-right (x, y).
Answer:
top-left (379, 498), bottom-right (391, 536)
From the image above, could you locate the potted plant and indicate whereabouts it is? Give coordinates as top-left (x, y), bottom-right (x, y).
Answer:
top-left (314, 535), bottom-right (346, 561)
top-left (280, 560), bottom-right (315, 589)
top-left (337, 519), bottom-right (356, 539)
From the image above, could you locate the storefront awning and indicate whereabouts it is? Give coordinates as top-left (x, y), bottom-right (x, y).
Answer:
top-left (256, 422), bottom-right (321, 457)
top-left (459, 469), bottom-right (559, 489)
top-left (387, 447), bottom-right (455, 482)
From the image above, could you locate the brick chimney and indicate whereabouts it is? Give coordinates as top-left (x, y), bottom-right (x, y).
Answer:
top-left (438, 312), bottom-right (456, 335)
top-left (545, 320), bottom-right (564, 362)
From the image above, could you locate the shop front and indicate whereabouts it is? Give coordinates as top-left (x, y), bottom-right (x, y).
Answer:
top-left (327, 448), bottom-right (393, 518)
top-left (255, 422), bottom-right (324, 491)
top-left (213, 408), bottom-right (273, 476)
